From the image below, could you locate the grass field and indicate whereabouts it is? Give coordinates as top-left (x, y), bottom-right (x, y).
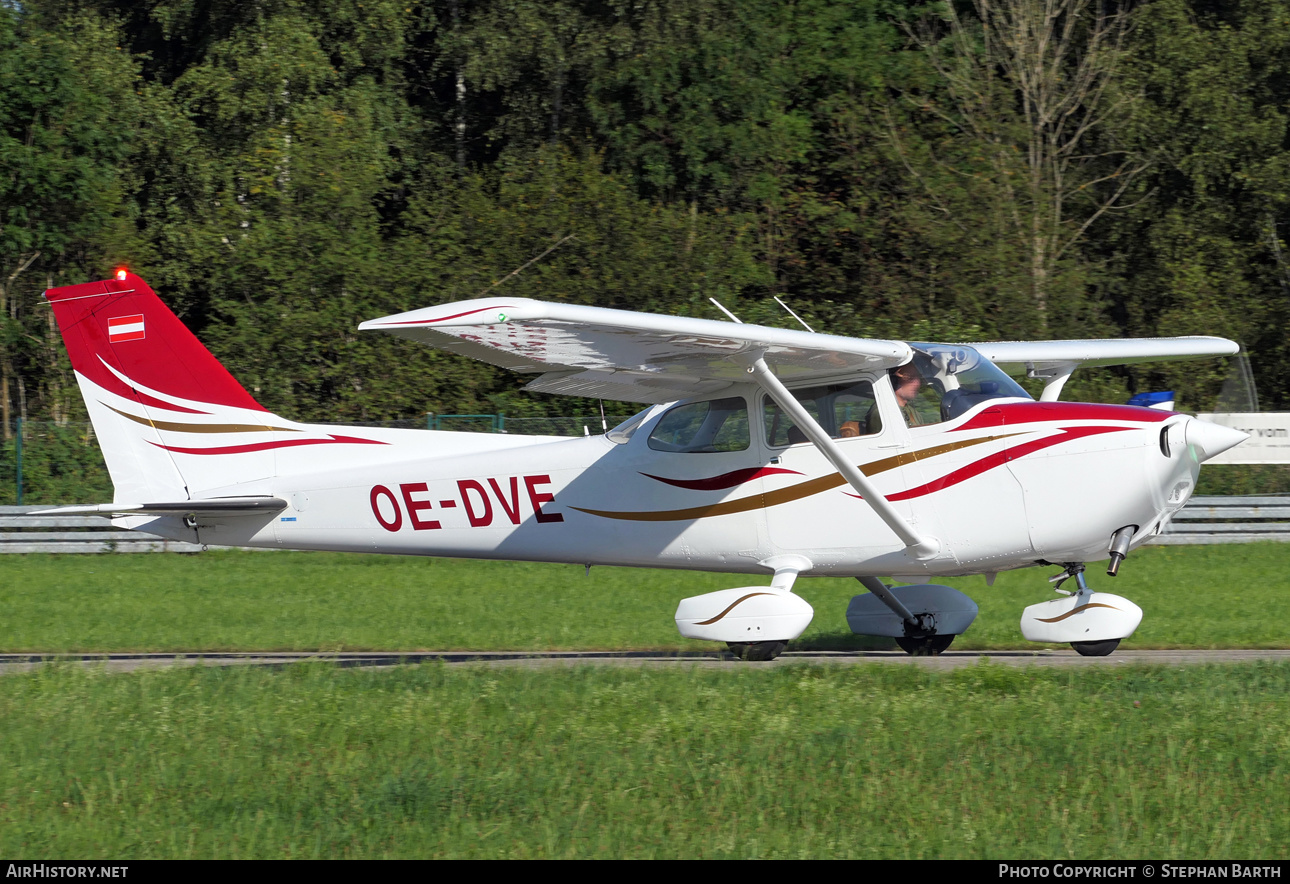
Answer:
top-left (2, 546), bottom-right (1287, 859)
top-left (0, 543), bottom-right (1287, 652)
top-left (1, 661), bottom-right (1287, 858)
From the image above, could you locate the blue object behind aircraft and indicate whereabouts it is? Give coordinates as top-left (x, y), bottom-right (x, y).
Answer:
top-left (1127, 391), bottom-right (1175, 409)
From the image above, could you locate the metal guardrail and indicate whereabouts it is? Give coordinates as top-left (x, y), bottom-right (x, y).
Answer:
top-left (0, 506), bottom-right (202, 553)
top-left (1152, 495), bottom-right (1290, 545)
top-left (1, 495), bottom-right (1288, 553)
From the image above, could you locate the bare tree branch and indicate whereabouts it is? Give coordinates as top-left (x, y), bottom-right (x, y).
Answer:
top-left (6, 252), bottom-right (41, 284)
top-left (898, 0), bottom-right (1144, 329)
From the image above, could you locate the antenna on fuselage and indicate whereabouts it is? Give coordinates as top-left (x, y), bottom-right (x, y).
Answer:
top-left (599, 399), bottom-right (608, 433)
top-left (709, 298), bottom-right (744, 324)
top-left (773, 296), bottom-right (816, 333)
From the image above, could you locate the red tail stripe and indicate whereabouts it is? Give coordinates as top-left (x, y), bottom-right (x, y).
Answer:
top-left (92, 367), bottom-right (208, 415)
top-left (148, 434), bottom-right (388, 456)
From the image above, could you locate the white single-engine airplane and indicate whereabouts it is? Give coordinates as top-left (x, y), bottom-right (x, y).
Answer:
top-left (40, 271), bottom-right (1248, 658)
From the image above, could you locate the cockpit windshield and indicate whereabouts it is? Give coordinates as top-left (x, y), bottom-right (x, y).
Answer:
top-left (903, 340), bottom-right (1032, 423)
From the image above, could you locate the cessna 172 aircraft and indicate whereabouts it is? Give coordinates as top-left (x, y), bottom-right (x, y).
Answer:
top-left (39, 271), bottom-right (1248, 659)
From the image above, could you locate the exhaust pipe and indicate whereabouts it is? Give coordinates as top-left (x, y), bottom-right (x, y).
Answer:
top-left (1107, 525), bottom-right (1136, 577)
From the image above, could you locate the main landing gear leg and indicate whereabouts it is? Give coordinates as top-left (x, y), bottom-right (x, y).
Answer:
top-left (856, 576), bottom-right (956, 656)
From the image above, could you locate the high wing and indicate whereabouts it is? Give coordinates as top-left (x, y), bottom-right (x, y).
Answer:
top-left (361, 296), bottom-right (1240, 404)
top-left (971, 336), bottom-right (1239, 371)
top-left (969, 337), bottom-right (1240, 400)
top-left (359, 298), bottom-right (910, 404)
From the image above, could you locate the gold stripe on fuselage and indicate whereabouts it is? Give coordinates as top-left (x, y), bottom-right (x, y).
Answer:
top-left (572, 433), bottom-right (1019, 522)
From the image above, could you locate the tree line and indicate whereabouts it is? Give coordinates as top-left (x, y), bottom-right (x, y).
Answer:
top-left (2, 0), bottom-right (1287, 430)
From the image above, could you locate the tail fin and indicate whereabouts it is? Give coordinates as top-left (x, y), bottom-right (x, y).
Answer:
top-left (46, 271), bottom-right (278, 501)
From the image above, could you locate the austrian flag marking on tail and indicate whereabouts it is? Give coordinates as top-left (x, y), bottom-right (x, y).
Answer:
top-left (108, 314), bottom-right (146, 343)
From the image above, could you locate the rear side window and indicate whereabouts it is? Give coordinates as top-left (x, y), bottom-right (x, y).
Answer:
top-left (764, 380), bottom-right (881, 446)
top-left (647, 398), bottom-right (750, 453)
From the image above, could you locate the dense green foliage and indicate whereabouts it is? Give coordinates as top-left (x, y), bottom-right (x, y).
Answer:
top-left (1, 544), bottom-right (1287, 651)
top-left (1, 661), bottom-right (1287, 857)
top-left (0, 0), bottom-right (1287, 430)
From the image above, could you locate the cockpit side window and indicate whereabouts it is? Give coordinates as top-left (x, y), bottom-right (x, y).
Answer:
top-left (647, 397), bottom-right (750, 453)
top-left (763, 380), bottom-right (882, 447)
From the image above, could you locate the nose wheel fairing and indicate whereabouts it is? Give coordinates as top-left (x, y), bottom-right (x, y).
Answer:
top-left (1021, 563), bottom-right (1143, 652)
top-left (1020, 590), bottom-right (1143, 645)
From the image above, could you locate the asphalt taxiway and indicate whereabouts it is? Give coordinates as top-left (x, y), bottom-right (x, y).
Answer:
top-left (2, 648), bottom-right (1288, 674)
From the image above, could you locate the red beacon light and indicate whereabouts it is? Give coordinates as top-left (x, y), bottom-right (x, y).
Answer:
top-left (114, 268), bottom-right (128, 281)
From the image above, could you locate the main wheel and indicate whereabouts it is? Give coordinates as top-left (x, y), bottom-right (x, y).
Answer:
top-left (726, 641), bottom-right (787, 661)
top-left (1071, 639), bottom-right (1120, 657)
top-left (895, 634), bottom-right (955, 656)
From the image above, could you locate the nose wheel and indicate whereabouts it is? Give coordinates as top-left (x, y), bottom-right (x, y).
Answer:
top-left (726, 641), bottom-right (787, 661)
top-left (1071, 639), bottom-right (1120, 657)
top-left (1057, 567), bottom-right (1122, 656)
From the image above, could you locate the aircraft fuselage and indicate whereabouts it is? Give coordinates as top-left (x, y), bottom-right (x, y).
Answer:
top-left (149, 391), bottom-right (1197, 580)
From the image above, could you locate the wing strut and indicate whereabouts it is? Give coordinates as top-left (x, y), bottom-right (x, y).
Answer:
top-left (1032, 362), bottom-right (1076, 401)
top-left (745, 357), bottom-right (939, 560)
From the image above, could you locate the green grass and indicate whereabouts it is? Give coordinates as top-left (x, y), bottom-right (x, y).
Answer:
top-left (1, 661), bottom-right (1287, 858)
top-left (3, 548), bottom-right (1287, 859)
top-left (0, 543), bottom-right (1287, 652)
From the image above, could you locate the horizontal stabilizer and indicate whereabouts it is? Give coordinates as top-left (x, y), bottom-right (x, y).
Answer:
top-left (31, 497), bottom-right (288, 517)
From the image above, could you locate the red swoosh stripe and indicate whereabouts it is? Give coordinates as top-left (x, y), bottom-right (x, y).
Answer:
top-left (88, 368), bottom-right (209, 415)
top-left (641, 466), bottom-right (803, 490)
top-left (843, 426), bottom-right (1130, 502)
top-left (955, 402), bottom-right (1170, 432)
top-left (149, 434), bottom-right (389, 455)
top-left (373, 305), bottom-right (515, 327)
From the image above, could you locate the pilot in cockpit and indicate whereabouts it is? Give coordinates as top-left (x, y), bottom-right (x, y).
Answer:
top-left (891, 363), bottom-right (927, 426)
top-left (863, 363), bottom-right (927, 434)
